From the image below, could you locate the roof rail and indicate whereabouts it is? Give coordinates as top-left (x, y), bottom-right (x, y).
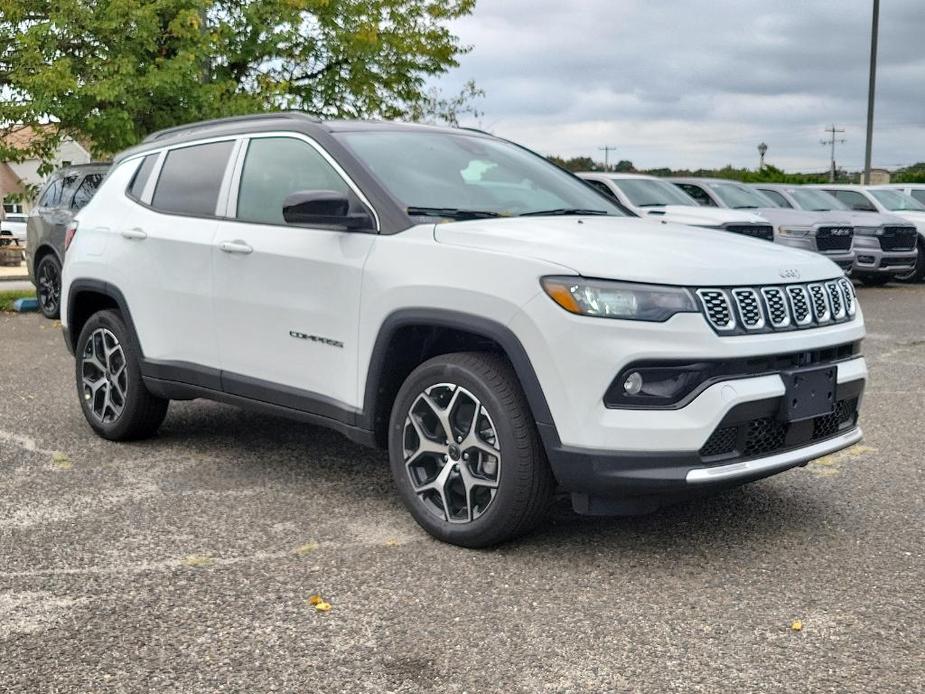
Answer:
top-left (142, 111), bottom-right (317, 143)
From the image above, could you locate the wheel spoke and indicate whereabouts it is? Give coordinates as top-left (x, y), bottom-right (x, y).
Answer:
top-left (80, 328), bottom-right (127, 425)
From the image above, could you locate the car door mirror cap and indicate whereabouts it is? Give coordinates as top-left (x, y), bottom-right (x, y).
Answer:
top-left (282, 190), bottom-right (374, 231)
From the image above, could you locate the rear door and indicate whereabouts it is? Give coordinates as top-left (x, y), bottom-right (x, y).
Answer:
top-left (108, 140), bottom-right (235, 376)
top-left (211, 134), bottom-right (376, 415)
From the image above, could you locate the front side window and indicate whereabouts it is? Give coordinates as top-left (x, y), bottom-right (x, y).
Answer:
top-left (236, 137), bottom-right (351, 225)
top-left (707, 182), bottom-right (770, 209)
top-left (909, 189), bottom-right (925, 205)
top-left (677, 183), bottom-right (717, 207)
top-left (758, 189), bottom-right (791, 208)
top-left (335, 130), bottom-right (625, 218)
top-left (788, 188), bottom-right (847, 211)
top-left (869, 189), bottom-right (925, 212)
top-left (152, 140), bottom-right (234, 216)
top-left (613, 178), bottom-right (699, 207)
top-left (832, 190), bottom-right (876, 212)
top-left (72, 173), bottom-right (104, 210)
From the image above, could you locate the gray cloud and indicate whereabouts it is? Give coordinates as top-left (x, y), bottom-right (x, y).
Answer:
top-left (434, 0), bottom-right (925, 171)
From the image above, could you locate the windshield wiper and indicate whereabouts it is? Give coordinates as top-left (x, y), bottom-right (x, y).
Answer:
top-left (637, 203), bottom-right (667, 207)
top-left (519, 208), bottom-right (609, 217)
top-left (732, 205), bottom-right (759, 209)
top-left (407, 206), bottom-right (502, 220)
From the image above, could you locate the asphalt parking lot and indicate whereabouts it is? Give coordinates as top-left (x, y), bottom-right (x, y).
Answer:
top-left (1, 285), bottom-right (923, 693)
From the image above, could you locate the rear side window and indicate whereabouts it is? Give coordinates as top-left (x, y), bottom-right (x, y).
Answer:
top-left (128, 155), bottom-right (157, 200)
top-left (152, 141), bottom-right (234, 216)
top-left (908, 189), bottom-right (925, 205)
top-left (38, 178), bottom-right (63, 207)
top-left (60, 175), bottom-right (80, 207)
top-left (72, 173), bottom-right (104, 210)
top-left (236, 137), bottom-right (350, 225)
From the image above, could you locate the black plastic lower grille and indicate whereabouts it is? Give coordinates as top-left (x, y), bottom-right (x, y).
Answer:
top-left (699, 396), bottom-right (859, 461)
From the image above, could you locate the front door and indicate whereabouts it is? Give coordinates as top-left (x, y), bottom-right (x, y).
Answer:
top-left (211, 135), bottom-right (376, 417)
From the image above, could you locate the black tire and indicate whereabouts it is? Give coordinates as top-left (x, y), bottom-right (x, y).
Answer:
top-left (858, 274), bottom-right (892, 287)
top-left (75, 309), bottom-right (169, 440)
top-left (895, 238), bottom-right (925, 283)
top-left (36, 254), bottom-right (62, 319)
top-left (388, 352), bottom-right (554, 548)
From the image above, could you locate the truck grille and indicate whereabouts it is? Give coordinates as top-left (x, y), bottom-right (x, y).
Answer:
top-left (880, 226), bottom-right (917, 251)
top-left (723, 224), bottom-right (774, 242)
top-left (815, 226), bottom-right (853, 252)
top-left (696, 278), bottom-right (856, 334)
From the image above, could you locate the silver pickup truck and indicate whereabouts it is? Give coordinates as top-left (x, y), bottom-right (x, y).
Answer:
top-left (669, 178), bottom-right (855, 274)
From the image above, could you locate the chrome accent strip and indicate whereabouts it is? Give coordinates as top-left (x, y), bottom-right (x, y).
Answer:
top-left (731, 288), bottom-right (766, 330)
top-left (807, 283), bottom-right (832, 323)
top-left (687, 428), bottom-right (863, 483)
top-left (695, 289), bottom-right (736, 331)
top-left (786, 285), bottom-right (814, 326)
top-left (760, 287), bottom-right (791, 328)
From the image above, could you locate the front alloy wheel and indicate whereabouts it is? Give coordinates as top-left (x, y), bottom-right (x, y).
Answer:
top-left (81, 327), bottom-right (128, 424)
top-left (403, 383), bottom-right (502, 523)
top-left (389, 352), bottom-right (554, 547)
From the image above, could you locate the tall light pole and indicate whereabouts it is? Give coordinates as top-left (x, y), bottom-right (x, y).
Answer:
top-left (863, 0), bottom-right (880, 184)
top-left (758, 142), bottom-right (768, 170)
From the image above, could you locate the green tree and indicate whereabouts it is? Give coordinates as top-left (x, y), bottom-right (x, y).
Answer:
top-left (0, 0), bottom-right (477, 167)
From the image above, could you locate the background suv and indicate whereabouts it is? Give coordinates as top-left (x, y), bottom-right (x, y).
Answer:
top-left (752, 184), bottom-right (918, 286)
top-left (27, 163), bottom-right (110, 318)
top-left (62, 114), bottom-right (867, 547)
top-left (578, 172), bottom-right (775, 241)
top-left (810, 184), bottom-right (925, 283)
top-left (669, 178), bottom-right (856, 273)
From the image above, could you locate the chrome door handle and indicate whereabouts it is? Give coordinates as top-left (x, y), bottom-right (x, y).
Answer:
top-left (121, 227), bottom-right (147, 240)
top-left (218, 240), bottom-right (253, 255)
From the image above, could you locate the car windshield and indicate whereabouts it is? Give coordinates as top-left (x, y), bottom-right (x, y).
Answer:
top-left (708, 182), bottom-right (772, 209)
top-left (869, 189), bottom-right (925, 212)
top-left (611, 178), bottom-right (699, 207)
top-left (335, 130), bottom-right (625, 218)
top-left (788, 188), bottom-right (848, 211)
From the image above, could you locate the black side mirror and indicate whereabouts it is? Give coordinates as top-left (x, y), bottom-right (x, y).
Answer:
top-left (282, 190), bottom-right (374, 230)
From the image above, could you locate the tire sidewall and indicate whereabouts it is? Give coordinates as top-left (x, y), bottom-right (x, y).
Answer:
top-left (388, 356), bottom-right (536, 546)
top-left (37, 255), bottom-right (61, 319)
top-left (75, 310), bottom-right (148, 440)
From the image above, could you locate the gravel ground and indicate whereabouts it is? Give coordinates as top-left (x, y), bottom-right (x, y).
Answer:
top-left (0, 284), bottom-right (922, 693)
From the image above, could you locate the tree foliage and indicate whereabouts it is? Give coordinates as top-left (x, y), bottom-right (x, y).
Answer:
top-left (0, 0), bottom-right (477, 165)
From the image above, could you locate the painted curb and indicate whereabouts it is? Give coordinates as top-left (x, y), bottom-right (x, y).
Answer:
top-left (13, 298), bottom-right (39, 312)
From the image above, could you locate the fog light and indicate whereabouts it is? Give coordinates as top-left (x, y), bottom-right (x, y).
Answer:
top-left (623, 372), bottom-right (643, 395)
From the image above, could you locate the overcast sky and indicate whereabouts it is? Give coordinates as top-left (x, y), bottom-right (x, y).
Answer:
top-left (434, 0), bottom-right (925, 172)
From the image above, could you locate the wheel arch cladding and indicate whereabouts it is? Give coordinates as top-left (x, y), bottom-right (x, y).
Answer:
top-left (33, 244), bottom-right (61, 275)
top-left (362, 309), bottom-right (558, 449)
top-left (67, 280), bottom-right (140, 355)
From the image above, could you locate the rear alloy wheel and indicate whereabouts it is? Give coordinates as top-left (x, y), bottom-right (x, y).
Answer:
top-left (389, 352), bottom-right (554, 547)
top-left (36, 254), bottom-right (62, 319)
top-left (75, 309), bottom-right (169, 440)
top-left (894, 238), bottom-right (925, 283)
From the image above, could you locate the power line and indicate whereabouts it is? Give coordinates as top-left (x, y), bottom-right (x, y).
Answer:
top-left (821, 124), bottom-right (846, 182)
top-left (598, 145), bottom-right (618, 170)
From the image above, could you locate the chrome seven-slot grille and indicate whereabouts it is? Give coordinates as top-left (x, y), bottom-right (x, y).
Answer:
top-left (696, 277), bottom-right (856, 333)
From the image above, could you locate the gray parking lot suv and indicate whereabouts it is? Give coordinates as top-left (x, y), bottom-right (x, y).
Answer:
top-left (578, 172), bottom-right (776, 242)
top-left (752, 184), bottom-right (919, 286)
top-left (27, 162), bottom-right (110, 318)
top-left (808, 184), bottom-right (925, 283)
top-left (669, 178), bottom-right (856, 273)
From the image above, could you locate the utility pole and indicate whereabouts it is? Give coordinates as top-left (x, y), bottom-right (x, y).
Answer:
top-left (758, 142), bottom-right (768, 170)
top-left (863, 0), bottom-right (880, 184)
top-left (822, 125), bottom-right (846, 183)
top-left (598, 145), bottom-right (618, 171)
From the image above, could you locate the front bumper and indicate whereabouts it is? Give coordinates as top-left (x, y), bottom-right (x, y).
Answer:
top-left (852, 237), bottom-right (917, 275)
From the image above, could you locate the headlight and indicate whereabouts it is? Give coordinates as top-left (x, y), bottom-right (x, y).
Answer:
top-left (777, 225), bottom-right (815, 238)
top-left (541, 276), bottom-right (699, 322)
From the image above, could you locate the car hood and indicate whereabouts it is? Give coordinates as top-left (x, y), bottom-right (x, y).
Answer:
top-left (754, 208), bottom-right (852, 228)
top-left (637, 205), bottom-right (768, 227)
top-left (840, 210), bottom-right (915, 228)
top-left (433, 216), bottom-right (842, 286)
top-left (881, 210), bottom-right (925, 231)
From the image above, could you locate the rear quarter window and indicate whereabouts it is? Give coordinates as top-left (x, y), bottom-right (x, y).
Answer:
top-left (151, 141), bottom-right (234, 216)
top-left (127, 155), bottom-right (158, 201)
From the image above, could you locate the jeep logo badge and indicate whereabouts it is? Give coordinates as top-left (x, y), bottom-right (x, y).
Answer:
top-left (779, 268), bottom-right (800, 280)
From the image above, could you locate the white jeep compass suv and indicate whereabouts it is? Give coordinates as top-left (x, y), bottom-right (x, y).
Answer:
top-left (61, 114), bottom-right (867, 547)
